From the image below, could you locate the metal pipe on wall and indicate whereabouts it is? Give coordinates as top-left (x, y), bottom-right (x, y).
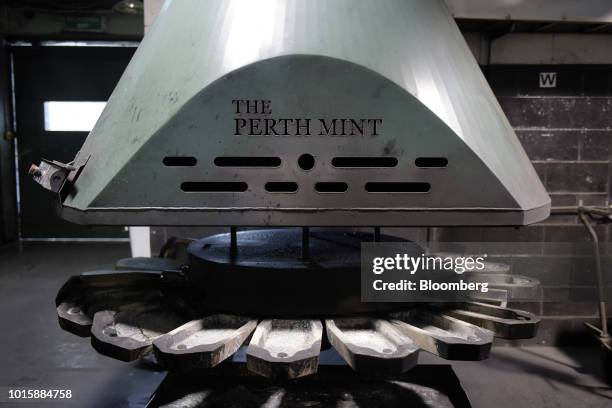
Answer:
top-left (0, 37), bottom-right (17, 244)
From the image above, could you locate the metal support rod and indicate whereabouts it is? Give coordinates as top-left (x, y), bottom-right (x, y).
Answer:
top-left (578, 210), bottom-right (609, 338)
top-left (302, 227), bottom-right (310, 260)
top-left (230, 227), bottom-right (237, 259)
top-left (552, 206), bottom-right (612, 217)
top-left (374, 227), bottom-right (381, 242)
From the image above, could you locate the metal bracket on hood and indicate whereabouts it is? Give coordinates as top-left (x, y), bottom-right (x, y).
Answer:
top-left (28, 159), bottom-right (75, 193)
top-left (29, 154), bottom-right (91, 197)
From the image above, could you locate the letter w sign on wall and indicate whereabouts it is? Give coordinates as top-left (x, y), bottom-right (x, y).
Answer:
top-left (539, 72), bottom-right (557, 88)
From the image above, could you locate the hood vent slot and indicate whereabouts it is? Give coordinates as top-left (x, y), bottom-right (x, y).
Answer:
top-left (266, 182), bottom-right (298, 193)
top-left (214, 157), bottom-right (281, 167)
top-left (332, 157), bottom-right (398, 168)
top-left (181, 182), bottom-right (248, 193)
top-left (415, 158), bottom-right (448, 168)
top-left (163, 156), bottom-right (197, 167)
top-left (366, 182), bottom-right (431, 193)
top-left (315, 182), bottom-right (348, 193)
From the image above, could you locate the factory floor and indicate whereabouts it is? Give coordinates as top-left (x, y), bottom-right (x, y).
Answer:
top-left (0, 242), bottom-right (611, 408)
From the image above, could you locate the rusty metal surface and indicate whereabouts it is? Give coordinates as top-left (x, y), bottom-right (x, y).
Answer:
top-left (43, 0), bottom-right (548, 226)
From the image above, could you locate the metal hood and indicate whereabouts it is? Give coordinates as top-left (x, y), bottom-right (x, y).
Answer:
top-left (39, 0), bottom-right (550, 226)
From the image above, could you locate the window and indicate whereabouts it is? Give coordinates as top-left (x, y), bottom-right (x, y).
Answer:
top-left (43, 101), bottom-right (106, 132)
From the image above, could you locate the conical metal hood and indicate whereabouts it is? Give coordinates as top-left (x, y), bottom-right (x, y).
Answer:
top-left (41, 0), bottom-right (550, 226)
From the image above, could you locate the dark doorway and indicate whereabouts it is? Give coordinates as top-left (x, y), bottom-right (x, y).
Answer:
top-left (11, 44), bottom-right (135, 238)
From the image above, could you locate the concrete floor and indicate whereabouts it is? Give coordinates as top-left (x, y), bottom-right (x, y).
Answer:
top-left (0, 242), bottom-right (611, 408)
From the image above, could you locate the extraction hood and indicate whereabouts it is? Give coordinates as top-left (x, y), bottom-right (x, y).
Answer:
top-left (33, 0), bottom-right (550, 226)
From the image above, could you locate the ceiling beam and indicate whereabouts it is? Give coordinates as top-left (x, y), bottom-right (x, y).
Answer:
top-left (447, 0), bottom-right (612, 24)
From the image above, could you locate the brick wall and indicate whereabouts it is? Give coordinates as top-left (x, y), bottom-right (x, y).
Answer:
top-left (491, 66), bottom-right (611, 249)
top-left (493, 65), bottom-right (612, 216)
top-left (443, 65), bottom-right (612, 344)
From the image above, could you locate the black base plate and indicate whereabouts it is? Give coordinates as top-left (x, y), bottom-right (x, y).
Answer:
top-left (186, 229), bottom-right (422, 317)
